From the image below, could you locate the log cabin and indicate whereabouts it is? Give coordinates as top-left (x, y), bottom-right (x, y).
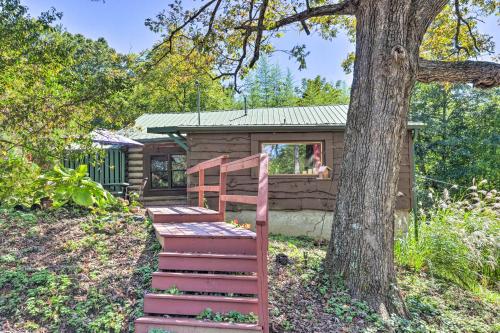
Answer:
top-left (123, 105), bottom-right (423, 239)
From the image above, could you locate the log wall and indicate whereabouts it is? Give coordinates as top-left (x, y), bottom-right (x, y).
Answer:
top-left (126, 143), bottom-right (187, 207)
top-left (127, 146), bottom-right (145, 193)
top-left (186, 131), bottom-right (413, 212)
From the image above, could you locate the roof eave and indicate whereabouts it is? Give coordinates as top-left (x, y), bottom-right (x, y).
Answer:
top-left (147, 122), bottom-right (425, 133)
top-left (148, 124), bottom-right (347, 133)
top-left (134, 137), bottom-right (176, 143)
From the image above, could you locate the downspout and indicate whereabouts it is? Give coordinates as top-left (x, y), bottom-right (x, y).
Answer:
top-left (410, 128), bottom-right (419, 240)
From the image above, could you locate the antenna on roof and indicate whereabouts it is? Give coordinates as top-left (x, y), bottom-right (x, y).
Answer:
top-left (195, 80), bottom-right (201, 125)
top-left (244, 96), bottom-right (247, 116)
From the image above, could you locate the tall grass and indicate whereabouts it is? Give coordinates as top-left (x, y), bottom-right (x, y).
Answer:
top-left (395, 180), bottom-right (499, 293)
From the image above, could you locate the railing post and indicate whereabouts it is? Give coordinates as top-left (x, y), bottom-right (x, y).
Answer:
top-left (198, 169), bottom-right (205, 208)
top-left (255, 153), bottom-right (269, 333)
top-left (218, 156), bottom-right (228, 221)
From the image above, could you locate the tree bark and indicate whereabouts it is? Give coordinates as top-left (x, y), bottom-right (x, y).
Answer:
top-left (418, 59), bottom-right (500, 88)
top-left (326, 0), bottom-right (444, 317)
top-left (294, 145), bottom-right (300, 174)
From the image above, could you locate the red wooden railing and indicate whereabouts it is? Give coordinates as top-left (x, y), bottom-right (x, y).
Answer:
top-left (186, 154), bottom-right (229, 218)
top-left (186, 153), bottom-right (269, 333)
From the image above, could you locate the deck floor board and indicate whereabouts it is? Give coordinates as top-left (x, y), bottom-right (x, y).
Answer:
top-left (154, 222), bottom-right (256, 239)
top-left (148, 206), bottom-right (218, 216)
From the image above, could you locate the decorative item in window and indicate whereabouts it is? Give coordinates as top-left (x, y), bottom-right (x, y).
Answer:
top-left (316, 165), bottom-right (332, 179)
top-left (262, 142), bottom-right (322, 176)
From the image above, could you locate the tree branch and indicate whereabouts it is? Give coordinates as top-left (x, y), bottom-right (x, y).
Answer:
top-left (206, 0), bottom-right (223, 37)
top-left (150, 0), bottom-right (217, 59)
top-left (417, 59), bottom-right (500, 88)
top-left (248, 0), bottom-right (270, 68)
top-left (237, 0), bottom-right (357, 32)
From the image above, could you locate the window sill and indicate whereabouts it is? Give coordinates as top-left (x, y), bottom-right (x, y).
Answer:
top-left (269, 175), bottom-right (332, 181)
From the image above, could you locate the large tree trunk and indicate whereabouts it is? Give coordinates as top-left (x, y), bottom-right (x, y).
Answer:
top-left (326, 0), bottom-right (443, 316)
top-left (294, 145), bottom-right (300, 174)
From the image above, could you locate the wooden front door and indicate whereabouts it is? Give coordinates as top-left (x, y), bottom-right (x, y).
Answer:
top-left (143, 143), bottom-right (187, 197)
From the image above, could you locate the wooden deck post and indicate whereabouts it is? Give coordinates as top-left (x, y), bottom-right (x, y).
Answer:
top-left (198, 169), bottom-right (205, 207)
top-left (256, 154), bottom-right (269, 333)
top-left (218, 156), bottom-right (228, 221)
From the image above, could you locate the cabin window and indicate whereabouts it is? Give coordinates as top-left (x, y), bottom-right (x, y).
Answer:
top-left (150, 154), bottom-right (187, 189)
top-left (261, 142), bottom-right (323, 176)
top-left (171, 154), bottom-right (187, 187)
top-left (150, 156), bottom-right (169, 189)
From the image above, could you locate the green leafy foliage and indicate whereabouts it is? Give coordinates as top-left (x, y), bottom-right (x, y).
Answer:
top-left (270, 235), bottom-right (499, 333)
top-left (411, 83), bottom-right (499, 189)
top-left (197, 308), bottom-right (258, 324)
top-left (147, 329), bottom-right (172, 333)
top-left (0, 208), bottom-right (159, 332)
top-left (0, 151), bottom-right (41, 208)
top-left (0, 0), bottom-right (134, 164)
top-left (298, 76), bottom-right (350, 106)
top-left (1, 210), bottom-right (497, 332)
top-left (38, 164), bottom-right (118, 209)
top-left (242, 56), bottom-right (298, 108)
top-left (395, 182), bottom-right (499, 292)
top-left (128, 40), bottom-right (235, 115)
top-left (240, 57), bottom-right (350, 108)
top-left (0, 154), bottom-right (119, 210)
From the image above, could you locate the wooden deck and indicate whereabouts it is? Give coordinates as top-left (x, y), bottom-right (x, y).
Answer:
top-left (148, 206), bottom-right (222, 223)
top-left (135, 154), bottom-right (269, 333)
top-left (153, 219), bottom-right (258, 255)
top-left (154, 221), bottom-right (256, 238)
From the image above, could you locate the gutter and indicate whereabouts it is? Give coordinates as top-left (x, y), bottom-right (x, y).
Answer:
top-left (147, 123), bottom-right (426, 134)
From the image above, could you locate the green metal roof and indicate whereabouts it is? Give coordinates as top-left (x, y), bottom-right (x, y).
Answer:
top-left (135, 105), bottom-right (425, 133)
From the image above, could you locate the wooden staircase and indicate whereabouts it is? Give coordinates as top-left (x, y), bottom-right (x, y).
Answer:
top-left (135, 154), bottom-right (269, 333)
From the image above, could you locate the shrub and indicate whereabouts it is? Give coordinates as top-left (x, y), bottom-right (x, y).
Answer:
top-left (396, 181), bottom-right (499, 292)
top-left (0, 151), bottom-right (41, 208)
top-left (0, 152), bottom-right (120, 211)
top-left (39, 164), bottom-right (118, 209)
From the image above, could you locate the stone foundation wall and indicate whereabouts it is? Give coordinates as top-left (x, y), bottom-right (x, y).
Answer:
top-left (226, 209), bottom-right (410, 240)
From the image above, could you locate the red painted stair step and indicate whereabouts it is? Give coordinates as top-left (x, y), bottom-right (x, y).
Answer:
top-left (154, 222), bottom-right (257, 255)
top-left (147, 206), bottom-right (222, 223)
top-left (135, 316), bottom-right (262, 333)
top-left (143, 294), bottom-right (259, 316)
top-left (158, 236), bottom-right (257, 255)
top-left (159, 252), bottom-right (258, 273)
top-left (152, 272), bottom-right (258, 294)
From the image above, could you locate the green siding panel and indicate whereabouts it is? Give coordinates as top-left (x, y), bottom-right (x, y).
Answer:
top-left (64, 148), bottom-right (127, 195)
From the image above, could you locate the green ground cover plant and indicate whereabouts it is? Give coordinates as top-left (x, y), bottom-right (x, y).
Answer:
top-left (395, 181), bottom-right (499, 294)
top-left (0, 208), bottom-right (497, 332)
top-left (0, 208), bottom-right (159, 332)
top-left (197, 308), bottom-right (258, 324)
